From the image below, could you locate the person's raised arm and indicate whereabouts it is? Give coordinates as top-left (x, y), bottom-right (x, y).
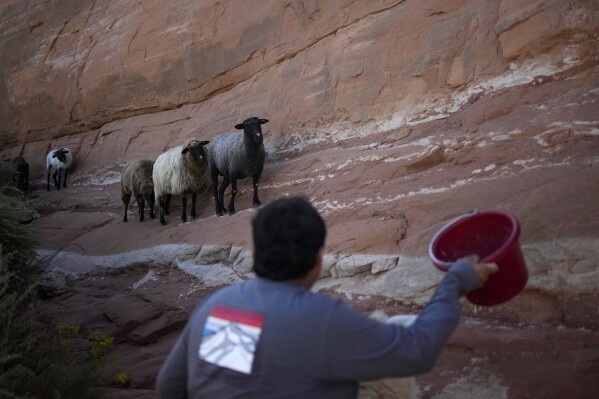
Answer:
top-left (323, 257), bottom-right (497, 381)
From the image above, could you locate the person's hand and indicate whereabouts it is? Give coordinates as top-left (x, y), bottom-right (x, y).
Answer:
top-left (462, 255), bottom-right (499, 287)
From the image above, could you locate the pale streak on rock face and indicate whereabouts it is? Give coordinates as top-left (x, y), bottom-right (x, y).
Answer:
top-left (309, 153), bottom-right (593, 215)
top-left (433, 367), bottom-right (509, 399)
top-left (132, 270), bottom-right (158, 289)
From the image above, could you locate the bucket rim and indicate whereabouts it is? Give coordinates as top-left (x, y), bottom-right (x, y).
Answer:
top-left (428, 209), bottom-right (521, 271)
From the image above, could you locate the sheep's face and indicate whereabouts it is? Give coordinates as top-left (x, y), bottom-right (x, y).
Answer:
top-left (182, 140), bottom-right (210, 164)
top-left (52, 149), bottom-right (69, 163)
top-left (236, 117), bottom-right (268, 146)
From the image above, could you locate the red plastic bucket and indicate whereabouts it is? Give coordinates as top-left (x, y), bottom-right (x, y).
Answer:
top-left (428, 209), bottom-right (528, 306)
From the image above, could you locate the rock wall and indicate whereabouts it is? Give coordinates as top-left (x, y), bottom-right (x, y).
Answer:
top-left (1, 0), bottom-right (599, 397)
top-left (1, 0), bottom-right (596, 150)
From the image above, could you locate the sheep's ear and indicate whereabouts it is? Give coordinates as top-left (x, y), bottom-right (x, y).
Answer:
top-left (235, 123), bottom-right (244, 130)
top-left (200, 140), bottom-right (210, 145)
top-left (181, 146), bottom-right (189, 154)
top-left (259, 119), bottom-right (269, 124)
top-left (52, 152), bottom-right (57, 158)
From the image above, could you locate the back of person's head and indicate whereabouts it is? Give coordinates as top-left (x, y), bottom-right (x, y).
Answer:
top-left (252, 196), bottom-right (326, 281)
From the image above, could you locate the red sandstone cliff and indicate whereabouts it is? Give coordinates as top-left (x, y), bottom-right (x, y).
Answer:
top-left (1, 1), bottom-right (598, 397)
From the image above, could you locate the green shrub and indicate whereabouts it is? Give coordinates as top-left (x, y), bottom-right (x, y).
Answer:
top-left (21, 323), bottom-right (111, 399)
top-left (0, 257), bottom-right (40, 399)
top-left (0, 164), bottom-right (38, 276)
top-left (0, 162), bottom-right (42, 398)
top-left (0, 162), bottom-right (112, 398)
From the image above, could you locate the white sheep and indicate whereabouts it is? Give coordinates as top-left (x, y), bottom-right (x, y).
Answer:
top-left (208, 116), bottom-right (268, 216)
top-left (121, 159), bottom-right (155, 223)
top-left (152, 139), bottom-right (211, 225)
top-left (46, 148), bottom-right (73, 191)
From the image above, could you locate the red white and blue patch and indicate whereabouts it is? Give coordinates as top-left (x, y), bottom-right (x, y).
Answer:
top-left (199, 306), bottom-right (265, 374)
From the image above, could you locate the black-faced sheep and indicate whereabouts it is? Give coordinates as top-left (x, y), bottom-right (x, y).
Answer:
top-left (46, 148), bottom-right (73, 191)
top-left (12, 156), bottom-right (29, 192)
top-left (152, 139), bottom-right (211, 226)
top-left (208, 117), bottom-right (268, 216)
top-left (121, 160), bottom-right (155, 223)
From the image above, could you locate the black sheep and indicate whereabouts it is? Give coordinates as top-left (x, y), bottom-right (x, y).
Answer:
top-left (208, 117), bottom-right (268, 216)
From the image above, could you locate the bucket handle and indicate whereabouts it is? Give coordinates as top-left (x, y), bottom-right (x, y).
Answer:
top-left (428, 209), bottom-right (479, 270)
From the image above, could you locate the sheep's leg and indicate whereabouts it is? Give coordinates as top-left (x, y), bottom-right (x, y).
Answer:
top-left (164, 194), bottom-right (171, 216)
top-left (137, 196), bottom-right (145, 222)
top-left (210, 168), bottom-right (222, 216)
top-left (227, 176), bottom-right (237, 215)
top-left (181, 196), bottom-right (188, 222)
top-left (47, 167), bottom-right (51, 191)
top-left (217, 177), bottom-right (230, 216)
top-left (191, 193), bottom-right (197, 219)
top-left (63, 168), bottom-right (68, 188)
top-left (53, 170), bottom-right (60, 190)
top-left (149, 197), bottom-right (156, 219)
top-left (252, 176), bottom-right (261, 207)
top-left (158, 196), bottom-right (167, 226)
top-left (122, 192), bottom-right (131, 222)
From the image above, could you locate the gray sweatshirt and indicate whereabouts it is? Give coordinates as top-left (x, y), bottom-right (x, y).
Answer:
top-left (156, 259), bottom-right (479, 398)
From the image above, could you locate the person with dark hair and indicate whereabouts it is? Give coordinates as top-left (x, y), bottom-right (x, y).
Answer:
top-left (156, 196), bottom-right (498, 398)
top-left (252, 196), bottom-right (326, 281)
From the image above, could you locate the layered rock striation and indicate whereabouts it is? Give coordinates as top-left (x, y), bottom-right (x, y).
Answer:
top-left (1, 0), bottom-right (598, 397)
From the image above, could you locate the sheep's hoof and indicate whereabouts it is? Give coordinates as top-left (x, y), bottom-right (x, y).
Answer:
top-left (253, 202), bottom-right (261, 208)
top-left (123, 218), bottom-right (128, 223)
top-left (160, 220), bottom-right (166, 226)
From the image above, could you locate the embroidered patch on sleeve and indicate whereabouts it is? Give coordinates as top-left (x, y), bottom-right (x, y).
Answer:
top-left (199, 306), bottom-right (265, 374)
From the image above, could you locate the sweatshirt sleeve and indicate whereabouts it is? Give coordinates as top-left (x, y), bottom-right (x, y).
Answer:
top-left (324, 259), bottom-right (479, 381)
